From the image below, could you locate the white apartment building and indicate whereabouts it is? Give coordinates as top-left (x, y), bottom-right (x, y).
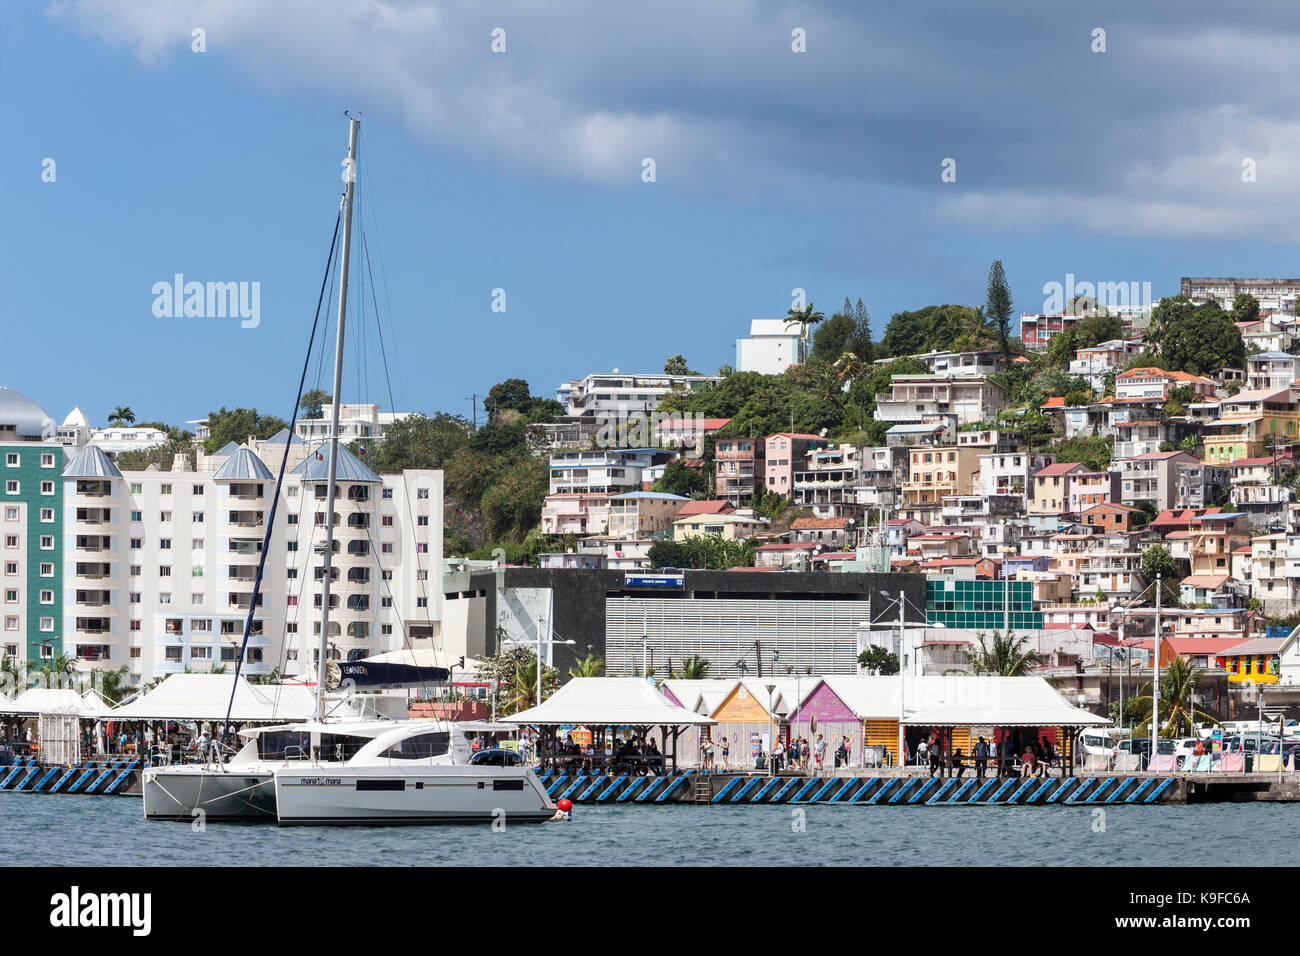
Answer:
top-left (292, 402), bottom-right (411, 443)
top-left (87, 426), bottom-right (169, 454)
top-left (735, 319), bottom-right (808, 374)
top-left (874, 375), bottom-right (1004, 427)
top-left (62, 441), bottom-right (443, 688)
top-left (541, 447), bottom-right (675, 535)
top-left (978, 452), bottom-right (1054, 498)
top-left (1180, 277), bottom-right (1300, 314)
top-left (556, 371), bottom-right (722, 420)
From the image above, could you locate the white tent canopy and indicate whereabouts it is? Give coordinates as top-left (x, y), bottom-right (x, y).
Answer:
top-left (5, 687), bottom-right (98, 717)
top-left (505, 677), bottom-right (715, 727)
top-left (795, 675), bottom-right (1110, 727)
top-left (900, 676), bottom-right (1110, 727)
top-left (100, 674), bottom-right (316, 722)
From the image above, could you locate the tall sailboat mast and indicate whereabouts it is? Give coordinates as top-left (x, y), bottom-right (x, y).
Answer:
top-left (315, 115), bottom-right (360, 722)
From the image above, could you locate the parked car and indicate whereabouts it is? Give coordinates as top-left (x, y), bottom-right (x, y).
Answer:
top-left (1113, 738), bottom-right (1175, 770)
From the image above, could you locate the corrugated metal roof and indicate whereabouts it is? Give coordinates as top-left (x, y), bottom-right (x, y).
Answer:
top-left (293, 442), bottom-right (381, 483)
top-left (263, 427), bottom-right (305, 444)
top-left (62, 444), bottom-right (122, 479)
top-left (213, 446), bottom-right (274, 481)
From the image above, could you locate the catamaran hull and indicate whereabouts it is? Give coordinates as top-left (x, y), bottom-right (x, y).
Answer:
top-left (273, 766), bottom-right (556, 826)
top-left (142, 768), bottom-right (277, 821)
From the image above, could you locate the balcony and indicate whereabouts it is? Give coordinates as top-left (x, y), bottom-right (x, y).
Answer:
top-left (74, 508), bottom-right (113, 524)
top-left (74, 618), bottom-right (112, 634)
top-left (228, 483), bottom-right (264, 500)
top-left (73, 480), bottom-right (113, 497)
top-left (74, 590), bottom-right (112, 606)
top-left (75, 536), bottom-right (113, 552)
top-left (227, 510), bottom-right (265, 529)
top-left (72, 563), bottom-right (114, 584)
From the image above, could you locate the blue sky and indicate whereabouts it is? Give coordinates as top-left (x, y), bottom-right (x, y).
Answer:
top-left (5, 1), bottom-right (1300, 428)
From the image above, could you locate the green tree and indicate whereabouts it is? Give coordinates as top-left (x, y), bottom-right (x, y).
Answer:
top-left (674, 654), bottom-right (712, 679)
top-left (1161, 302), bottom-right (1244, 376)
top-left (964, 630), bottom-right (1040, 676)
top-left (567, 653), bottom-right (605, 679)
top-left (1141, 545), bottom-right (1182, 601)
top-left (652, 459), bottom-right (710, 498)
top-left (858, 644), bottom-right (899, 675)
top-left (203, 407), bottom-right (289, 454)
top-left (1231, 293), bottom-right (1261, 325)
top-left (785, 301), bottom-right (825, 339)
top-left (1131, 656), bottom-right (1219, 737)
top-left (368, 412), bottom-right (471, 473)
top-left (985, 260), bottom-right (1014, 359)
top-left (847, 297), bottom-right (874, 362)
top-left (467, 421), bottom-right (529, 456)
top-left (482, 378), bottom-right (534, 421)
top-left (811, 311), bottom-right (855, 364)
top-left (664, 355), bottom-right (690, 376)
top-left (479, 456), bottom-right (548, 541)
top-left (26, 651), bottom-right (77, 688)
top-left (647, 539), bottom-right (689, 569)
top-left (477, 647), bottom-right (558, 714)
top-left (299, 389), bottom-right (330, 420)
top-left (108, 405), bottom-right (135, 427)
top-left (1050, 435), bottom-right (1114, 471)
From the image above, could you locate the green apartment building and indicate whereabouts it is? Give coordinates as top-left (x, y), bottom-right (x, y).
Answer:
top-left (0, 387), bottom-right (65, 669)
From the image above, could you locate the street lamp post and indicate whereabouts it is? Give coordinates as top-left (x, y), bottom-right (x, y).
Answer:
top-left (535, 616), bottom-right (575, 707)
top-left (766, 682), bottom-right (777, 773)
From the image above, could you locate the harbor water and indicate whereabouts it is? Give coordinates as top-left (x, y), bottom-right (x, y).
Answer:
top-left (1, 793), bottom-right (1297, 866)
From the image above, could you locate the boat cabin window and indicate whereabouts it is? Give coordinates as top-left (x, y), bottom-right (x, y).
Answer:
top-left (379, 732), bottom-right (450, 760)
top-left (258, 731), bottom-right (311, 760)
top-left (319, 734), bottom-right (372, 761)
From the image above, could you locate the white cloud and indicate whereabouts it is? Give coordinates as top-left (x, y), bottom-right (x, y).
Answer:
top-left (49, 1), bottom-right (1300, 239)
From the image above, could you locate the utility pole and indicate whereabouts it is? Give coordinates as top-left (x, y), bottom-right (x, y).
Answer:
top-left (467, 393), bottom-right (479, 430)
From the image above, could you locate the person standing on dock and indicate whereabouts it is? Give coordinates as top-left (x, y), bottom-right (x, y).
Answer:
top-left (814, 734), bottom-right (826, 771)
top-left (719, 734), bottom-right (730, 771)
top-left (974, 737), bottom-right (989, 779)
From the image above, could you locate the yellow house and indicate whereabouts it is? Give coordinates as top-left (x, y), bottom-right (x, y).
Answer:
top-left (672, 511), bottom-right (770, 542)
top-left (1202, 388), bottom-right (1300, 464)
top-left (900, 445), bottom-right (981, 520)
top-left (1219, 639), bottom-right (1283, 685)
top-left (707, 679), bottom-right (799, 764)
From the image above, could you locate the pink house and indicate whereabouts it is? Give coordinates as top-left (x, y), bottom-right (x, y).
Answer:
top-left (764, 433), bottom-right (830, 497)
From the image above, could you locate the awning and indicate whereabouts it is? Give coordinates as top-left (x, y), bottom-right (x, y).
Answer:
top-left (505, 677), bottom-right (715, 727)
top-left (100, 674), bottom-right (316, 722)
top-left (901, 676), bottom-right (1109, 727)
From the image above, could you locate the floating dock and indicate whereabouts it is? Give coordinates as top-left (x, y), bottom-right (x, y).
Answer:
top-left (0, 757), bottom-right (141, 796)
top-left (540, 769), bottom-right (1300, 806)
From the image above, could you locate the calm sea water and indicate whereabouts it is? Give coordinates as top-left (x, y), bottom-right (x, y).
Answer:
top-left (1, 793), bottom-right (1296, 866)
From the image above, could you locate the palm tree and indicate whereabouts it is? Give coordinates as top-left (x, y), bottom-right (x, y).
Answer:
top-left (108, 405), bottom-right (136, 427)
top-left (1130, 656), bottom-right (1219, 737)
top-left (26, 651), bottom-right (77, 688)
top-left (964, 630), bottom-right (1040, 676)
top-left (90, 665), bottom-right (131, 704)
top-left (567, 653), bottom-right (604, 679)
top-left (498, 655), bottom-right (559, 715)
top-left (674, 654), bottom-right (711, 679)
top-left (784, 302), bottom-right (825, 341)
top-left (0, 655), bottom-right (21, 696)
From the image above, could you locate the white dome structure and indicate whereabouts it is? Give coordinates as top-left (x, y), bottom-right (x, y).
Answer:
top-left (62, 406), bottom-right (91, 428)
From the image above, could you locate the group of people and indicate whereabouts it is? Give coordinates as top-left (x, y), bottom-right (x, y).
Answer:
top-left (917, 733), bottom-right (1061, 780)
top-left (761, 733), bottom-right (850, 774)
top-left (553, 732), bottom-right (664, 775)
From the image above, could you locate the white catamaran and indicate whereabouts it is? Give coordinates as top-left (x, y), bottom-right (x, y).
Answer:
top-left (144, 116), bottom-right (554, 826)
